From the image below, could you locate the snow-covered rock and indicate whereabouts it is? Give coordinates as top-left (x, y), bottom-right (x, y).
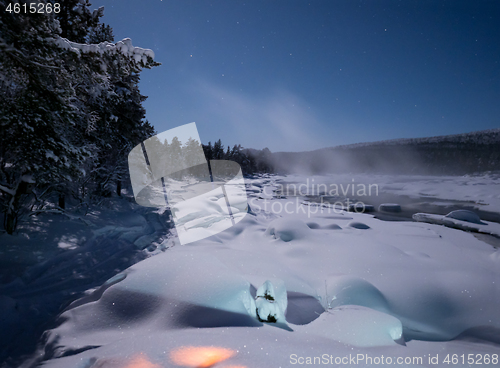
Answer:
top-left (445, 210), bottom-right (482, 224)
top-left (255, 280), bottom-right (288, 325)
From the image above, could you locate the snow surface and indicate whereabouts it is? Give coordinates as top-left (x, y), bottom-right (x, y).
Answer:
top-left (0, 196), bottom-right (172, 365)
top-left (32, 175), bottom-right (500, 368)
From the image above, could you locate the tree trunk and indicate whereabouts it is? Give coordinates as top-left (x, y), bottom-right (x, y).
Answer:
top-left (5, 210), bottom-right (16, 235)
top-left (58, 193), bottom-right (65, 209)
top-left (116, 180), bottom-right (121, 196)
top-left (4, 180), bottom-right (31, 234)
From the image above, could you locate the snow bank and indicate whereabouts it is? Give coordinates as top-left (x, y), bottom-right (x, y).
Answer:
top-left (36, 175), bottom-right (500, 367)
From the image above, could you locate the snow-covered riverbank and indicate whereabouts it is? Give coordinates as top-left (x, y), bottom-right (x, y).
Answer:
top-left (9, 174), bottom-right (498, 368)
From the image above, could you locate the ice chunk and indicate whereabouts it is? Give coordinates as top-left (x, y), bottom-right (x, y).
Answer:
top-left (445, 210), bottom-right (482, 224)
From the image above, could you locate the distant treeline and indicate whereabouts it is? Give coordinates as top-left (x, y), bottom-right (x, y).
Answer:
top-left (139, 135), bottom-right (274, 177)
top-left (202, 140), bottom-right (274, 175)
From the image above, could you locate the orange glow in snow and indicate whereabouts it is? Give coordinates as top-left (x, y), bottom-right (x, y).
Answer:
top-left (170, 346), bottom-right (236, 367)
top-left (123, 354), bottom-right (161, 368)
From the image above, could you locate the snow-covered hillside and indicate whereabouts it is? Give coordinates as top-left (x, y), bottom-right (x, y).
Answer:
top-left (333, 128), bottom-right (500, 149)
top-left (271, 129), bottom-right (500, 175)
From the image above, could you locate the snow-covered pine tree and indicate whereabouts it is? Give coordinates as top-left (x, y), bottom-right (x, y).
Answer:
top-left (56, 0), bottom-right (101, 43)
top-left (183, 137), bottom-right (202, 168)
top-left (0, 0), bottom-right (92, 233)
top-left (203, 141), bottom-right (214, 162)
top-left (0, 0), bottom-right (159, 233)
top-left (87, 23), bottom-right (114, 44)
top-left (77, 37), bottom-right (158, 199)
top-left (213, 139), bottom-right (224, 160)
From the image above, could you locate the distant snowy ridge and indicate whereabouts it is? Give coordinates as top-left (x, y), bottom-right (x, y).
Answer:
top-left (271, 128), bottom-right (500, 175)
top-left (51, 37), bottom-right (155, 64)
top-left (331, 128), bottom-right (500, 150)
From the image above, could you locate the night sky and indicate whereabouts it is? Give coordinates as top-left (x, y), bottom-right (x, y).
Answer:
top-left (93, 0), bottom-right (499, 152)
